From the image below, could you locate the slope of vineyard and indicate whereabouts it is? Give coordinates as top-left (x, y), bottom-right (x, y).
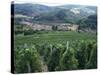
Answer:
top-left (14, 40), bottom-right (97, 73)
top-left (14, 31), bottom-right (96, 46)
top-left (14, 31), bottom-right (97, 73)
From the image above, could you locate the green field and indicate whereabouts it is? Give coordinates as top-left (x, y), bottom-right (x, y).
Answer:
top-left (14, 31), bottom-right (97, 73)
top-left (15, 31), bottom-right (96, 46)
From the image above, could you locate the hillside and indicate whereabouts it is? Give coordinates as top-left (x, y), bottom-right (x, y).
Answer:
top-left (12, 3), bottom-right (97, 30)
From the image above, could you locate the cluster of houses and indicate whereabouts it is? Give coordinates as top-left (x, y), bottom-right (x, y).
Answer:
top-left (20, 21), bottom-right (79, 31)
top-left (57, 24), bottom-right (79, 31)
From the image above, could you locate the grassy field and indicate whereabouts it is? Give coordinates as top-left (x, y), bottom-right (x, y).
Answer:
top-left (14, 31), bottom-right (96, 46)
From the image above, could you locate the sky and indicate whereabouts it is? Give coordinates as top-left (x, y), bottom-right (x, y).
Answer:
top-left (14, 0), bottom-right (98, 6)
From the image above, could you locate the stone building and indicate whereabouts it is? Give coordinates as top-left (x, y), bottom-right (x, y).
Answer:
top-left (58, 24), bottom-right (79, 31)
top-left (58, 25), bottom-right (68, 30)
top-left (32, 24), bottom-right (52, 30)
top-left (67, 24), bottom-right (79, 31)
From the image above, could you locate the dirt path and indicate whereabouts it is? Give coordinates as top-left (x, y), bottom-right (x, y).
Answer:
top-left (40, 56), bottom-right (48, 72)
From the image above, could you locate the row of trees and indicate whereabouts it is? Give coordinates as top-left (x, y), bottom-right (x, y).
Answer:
top-left (14, 25), bottom-right (58, 35)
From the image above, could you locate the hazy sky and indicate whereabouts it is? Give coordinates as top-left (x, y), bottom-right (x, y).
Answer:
top-left (14, 0), bottom-right (98, 6)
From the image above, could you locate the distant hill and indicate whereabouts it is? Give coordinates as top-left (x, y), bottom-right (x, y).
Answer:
top-left (12, 3), bottom-right (97, 30)
top-left (14, 3), bottom-right (54, 16)
top-left (13, 3), bottom-right (97, 23)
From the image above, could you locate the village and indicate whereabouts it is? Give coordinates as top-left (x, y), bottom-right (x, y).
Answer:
top-left (20, 21), bottom-right (79, 31)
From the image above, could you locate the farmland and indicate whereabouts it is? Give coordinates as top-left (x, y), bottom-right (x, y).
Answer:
top-left (14, 31), bottom-right (96, 46)
top-left (14, 31), bottom-right (97, 73)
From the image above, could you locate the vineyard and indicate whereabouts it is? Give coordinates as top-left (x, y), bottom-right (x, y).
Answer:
top-left (12, 2), bottom-right (98, 73)
top-left (14, 31), bottom-right (97, 73)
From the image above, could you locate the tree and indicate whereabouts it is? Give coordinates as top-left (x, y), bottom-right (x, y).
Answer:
top-left (85, 41), bottom-right (97, 69)
top-left (47, 44), bottom-right (65, 71)
top-left (15, 45), bottom-right (42, 73)
top-left (58, 47), bottom-right (78, 70)
top-left (76, 14), bottom-right (97, 30)
top-left (52, 25), bottom-right (58, 31)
